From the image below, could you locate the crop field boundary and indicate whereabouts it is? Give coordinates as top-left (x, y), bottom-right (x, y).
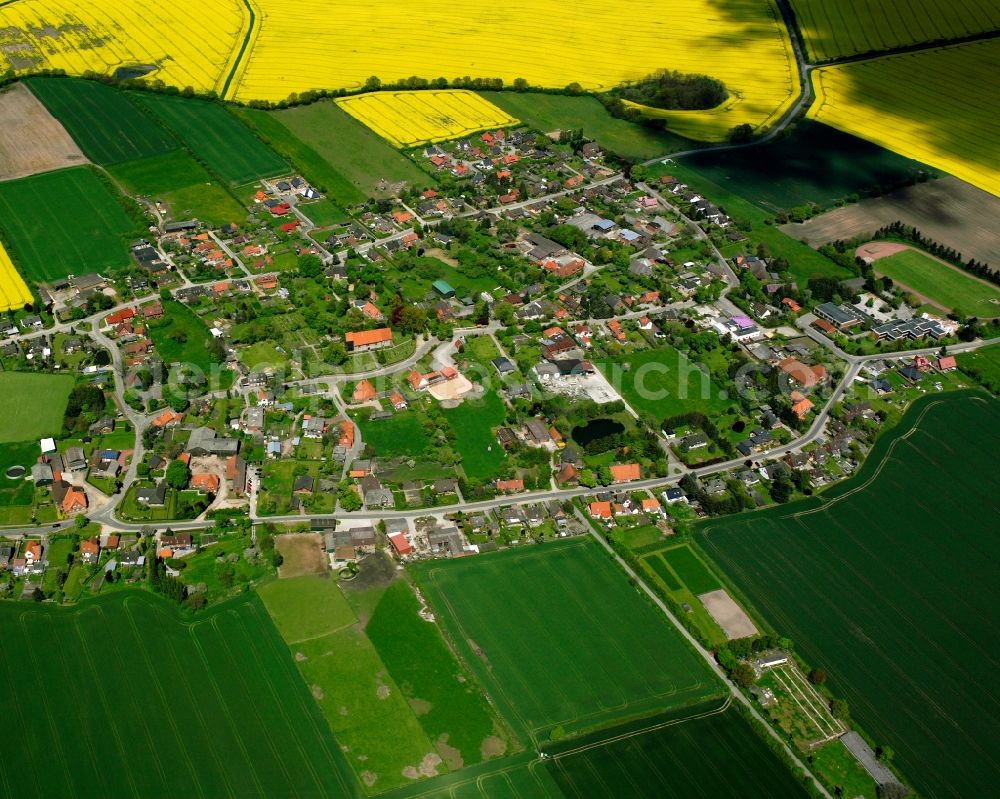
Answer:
top-left (219, 0), bottom-right (259, 101)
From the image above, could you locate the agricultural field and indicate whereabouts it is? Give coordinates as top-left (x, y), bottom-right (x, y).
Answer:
top-left (232, 0), bottom-right (797, 142)
top-left (865, 246), bottom-right (1000, 318)
top-left (0, 591), bottom-right (358, 798)
top-left (108, 150), bottom-right (246, 226)
top-left (0, 0), bottom-right (248, 95)
top-left (336, 90), bottom-right (518, 148)
top-left (0, 82), bottom-right (86, 181)
top-left (365, 579), bottom-right (509, 770)
top-left (248, 101), bottom-right (430, 197)
top-left (0, 167), bottom-right (139, 280)
top-left (0, 242), bottom-right (32, 312)
top-left (697, 391), bottom-right (1000, 799)
top-left (382, 704), bottom-right (811, 799)
top-left (442, 390), bottom-right (506, 481)
top-left (601, 345), bottom-right (733, 422)
top-left (681, 120), bottom-right (934, 212)
top-left (259, 575), bottom-right (443, 793)
top-left (782, 176), bottom-right (1000, 267)
top-left (0, 372), bottom-right (74, 443)
top-left (482, 91), bottom-right (689, 161)
top-left (789, 0), bottom-right (1000, 61)
top-left (26, 78), bottom-right (179, 165)
top-left (133, 93), bottom-right (288, 185)
top-left (412, 537), bottom-right (722, 744)
top-left (808, 40), bottom-right (1000, 196)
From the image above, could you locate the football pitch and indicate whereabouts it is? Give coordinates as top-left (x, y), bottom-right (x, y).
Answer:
top-left (412, 537), bottom-right (722, 744)
top-left (0, 591), bottom-right (358, 798)
top-left (697, 391), bottom-right (1000, 799)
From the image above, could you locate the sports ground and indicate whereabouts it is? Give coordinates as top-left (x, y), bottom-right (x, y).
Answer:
top-left (412, 537), bottom-right (722, 744)
top-left (0, 591), bottom-right (359, 798)
top-left (697, 391), bottom-right (1000, 799)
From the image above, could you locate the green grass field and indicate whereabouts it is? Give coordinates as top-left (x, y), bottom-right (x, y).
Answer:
top-left (957, 342), bottom-right (1000, 394)
top-left (0, 167), bottom-right (139, 280)
top-left (133, 93), bottom-right (287, 185)
top-left (661, 545), bottom-right (722, 595)
top-left (480, 91), bottom-right (690, 162)
top-left (239, 340), bottom-right (289, 370)
top-left (354, 411), bottom-right (429, 458)
top-left (0, 591), bottom-right (359, 798)
top-left (27, 77), bottom-right (178, 165)
top-left (601, 345), bottom-right (733, 422)
top-left (0, 440), bottom-right (38, 522)
top-left (0, 372), bottom-right (73, 442)
top-left (298, 198), bottom-right (349, 226)
top-left (681, 121), bottom-right (932, 212)
top-left (233, 107), bottom-right (365, 207)
top-left (258, 575), bottom-right (356, 642)
top-left (873, 248), bottom-right (1000, 317)
top-left (442, 390), bottom-right (506, 481)
top-left (412, 537), bottom-right (722, 744)
top-left (365, 580), bottom-right (508, 769)
top-left (108, 150), bottom-right (246, 226)
top-left (147, 300), bottom-right (218, 370)
top-left (261, 101), bottom-right (432, 196)
top-left (698, 391), bottom-right (1000, 799)
top-left (259, 575), bottom-right (442, 793)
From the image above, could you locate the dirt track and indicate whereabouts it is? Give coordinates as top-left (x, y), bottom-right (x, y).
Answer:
top-left (0, 83), bottom-right (88, 181)
top-left (780, 176), bottom-right (1000, 267)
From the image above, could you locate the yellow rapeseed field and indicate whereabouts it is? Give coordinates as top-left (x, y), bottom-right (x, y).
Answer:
top-left (336, 91), bottom-right (519, 147)
top-left (235, 0), bottom-right (798, 140)
top-left (0, 0), bottom-right (247, 95)
top-left (809, 40), bottom-right (1000, 197)
top-left (0, 242), bottom-right (33, 313)
top-left (0, 0), bottom-right (797, 142)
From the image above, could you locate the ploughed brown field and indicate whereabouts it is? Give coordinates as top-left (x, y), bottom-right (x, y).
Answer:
top-left (0, 83), bottom-right (87, 180)
top-left (781, 176), bottom-right (1000, 267)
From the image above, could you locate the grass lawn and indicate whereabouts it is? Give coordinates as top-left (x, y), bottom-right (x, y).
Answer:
top-left (108, 150), bottom-right (246, 226)
top-left (177, 534), bottom-right (271, 600)
top-left (391, 256), bottom-right (498, 302)
top-left (353, 411), bottom-right (429, 458)
top-left (147, 300), bottom-right (218, 370)
top-left (239, 340), bottom-right (289, 370)
top-left (0, 167), bottom-right (140, 280)
top-left (257, 575), bottom-right (439, 793)
top-left (442, 390), bottom-right (506, 481)
top-left (365, 579), bottom-right (508, 769)
top-left (660, 545), bottom-right (721, 595)
top-left (481, 91), bottom-right (691, 161)
top-left (681, 120), bottom-right (933, 212)
top-left (601, 345), bottom-right (732, 423)
top-left (0, 591), bottom-right (357, 798)
top-left (133, 93), bottom-right (288, 186)
top-left (233, 106), bottom-right (366, 206)
top-left (27, 77), bottom-right (178, 165)
top-left (610, 524), bottom-right (665, 551)
top-left (298, 198), bottom-right (349, 226)
top-left (0, 440), bottom-right (38, 518)
top-left (638, 547), bottom-right (727, 647)
top-left (873, 248), bottom-right (1000, 317)
top-left (262, 101), bottom-right (433, 196)
top-left (258, 575), bottom-right (356, 643)
top-left (0, 372), bottom-right (73, 442)
top-left (412, 537), bottom-right (722, 745)
top-left (698, 391), bottom-right (1000, 798)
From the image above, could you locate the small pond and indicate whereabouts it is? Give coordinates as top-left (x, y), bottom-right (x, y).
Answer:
top-left (5, 465), bottom-right (25, 480)
top-left (572, 418), bottom-right (625, 446)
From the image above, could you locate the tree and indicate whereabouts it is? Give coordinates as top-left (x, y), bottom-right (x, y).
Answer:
top-left (770, 476), bottom-right (793, 504)
top-left (32, 587), bottom-right (44, 602)
top-left (297, 254), bottom-right (324, 279)
top-left (830, 698), bottom-right (849, 719)
top-left (165, 459), bottom-right (190, 490)
top-left (808, 667), bottom-right (827, 685)
top-left (876, 784), bottom-right (910, 799)
top-left (731, 662), bottom-right (757, 689)
top-left (272, 551), bottom-right (284, 568)
top-left (74, 513), bottom-right (89, 531)
top-left (729, 123), bottom-right (753, 143)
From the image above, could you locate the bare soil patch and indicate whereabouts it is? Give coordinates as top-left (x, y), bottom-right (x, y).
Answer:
top-left (855, 241), bottom-right (907, 262)
top-left (698, 589), bottom-right (758, 640)
top-left (434, 734), bottom-right (463, 770)
top-left (275, 533), bottom-right (328, 578)
top-left (480, 735), bottom-right (507, 760)
top-left (781, 177), bottom-right (1000, 267)
top-left (0, 83), bottom-right (87, 180)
